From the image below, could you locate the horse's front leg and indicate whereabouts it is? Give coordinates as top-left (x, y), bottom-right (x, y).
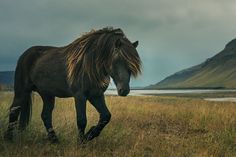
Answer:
top-left (85, 95), bottom-right (111, 141)
top-left (74, 95), bottom-right (87, 143)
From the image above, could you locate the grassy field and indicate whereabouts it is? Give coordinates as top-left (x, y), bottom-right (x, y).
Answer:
top-left (0, 92), bottom-right (236, 157)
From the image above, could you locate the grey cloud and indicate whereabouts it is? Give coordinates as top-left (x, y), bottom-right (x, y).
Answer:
top-left (1, 0), bottom-right (236, 86)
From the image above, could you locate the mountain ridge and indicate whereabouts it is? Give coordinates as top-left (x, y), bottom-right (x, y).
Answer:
top-left (0, 71), bottom-right (14, 90)
top-left (148, 39), bottom-right (236, 89)
top-left (0, 71), bottom-right (14, 85)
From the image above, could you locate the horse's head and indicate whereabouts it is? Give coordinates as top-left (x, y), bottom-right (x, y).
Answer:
top-left (66, 27), bottom-right (141, 92)
top-left (110, 38), bottom-right (141, 96)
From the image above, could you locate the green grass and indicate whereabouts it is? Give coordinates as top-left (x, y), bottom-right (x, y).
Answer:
top-left (1, 92), bottom-right (236, 157)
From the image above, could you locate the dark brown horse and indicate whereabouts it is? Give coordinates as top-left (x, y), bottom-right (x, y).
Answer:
top-left (4, 27), bottom-right (141, 143)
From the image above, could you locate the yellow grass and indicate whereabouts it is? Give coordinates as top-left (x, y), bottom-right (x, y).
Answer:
top-left (0, 92), bottom-right (236, 157)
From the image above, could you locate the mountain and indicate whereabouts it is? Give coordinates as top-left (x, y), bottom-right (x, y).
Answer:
top-left (0, 71), bottom-right (14, 85)
top-left (0, 71), bottom-right (14, 90)
top-left (148, 39), bottom-right (236, 89)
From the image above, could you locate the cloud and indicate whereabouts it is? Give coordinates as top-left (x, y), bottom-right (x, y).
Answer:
top-left (1, 0), bottom-right (236, 86)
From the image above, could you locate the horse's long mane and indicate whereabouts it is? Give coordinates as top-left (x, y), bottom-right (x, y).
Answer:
top-left (65, 27), bottom-right (141, 87)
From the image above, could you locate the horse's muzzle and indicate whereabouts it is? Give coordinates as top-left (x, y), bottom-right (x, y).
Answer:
top-left (117, 88), bottom-right (130, 97)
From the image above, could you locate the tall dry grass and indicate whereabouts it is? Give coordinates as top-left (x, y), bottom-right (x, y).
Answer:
top-left (0, 92), bottom-right (236, 157)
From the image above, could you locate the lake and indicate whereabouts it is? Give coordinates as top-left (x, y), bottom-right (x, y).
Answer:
top-left (105, 89), bottom-right (236, 102)
top-left (205, 97), bottom-right (236, 102)
top-left (105, 89), bottom-right (236, 96)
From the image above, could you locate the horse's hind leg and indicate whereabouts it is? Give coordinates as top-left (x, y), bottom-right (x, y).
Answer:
top-left (4, 92), bottom-right (29, 141)
top-left (40, 94), bottom-right (58, 143)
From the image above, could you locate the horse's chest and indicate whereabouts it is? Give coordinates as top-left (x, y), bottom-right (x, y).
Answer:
top-left (86, 88), bottom-right (106, 97)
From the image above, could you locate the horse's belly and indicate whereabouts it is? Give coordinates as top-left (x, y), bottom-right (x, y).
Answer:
top-left (33, 83), bottom-right (73, 98)
top-left (31, 71), bottom-right (73, 97)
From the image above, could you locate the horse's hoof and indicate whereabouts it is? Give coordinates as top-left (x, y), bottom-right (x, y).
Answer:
top-left (3, 131), bottom-right (13, 142)
top-left (49, 137), bottom-right (59, 144)
top-left (48, 133), bottom-right (59, 144)
top-left (84, 126), bottom-right (99, 141)
top-left (77, 139), bottom-right (86, 145)
top-left (77, 135), bottom-right (86, 145)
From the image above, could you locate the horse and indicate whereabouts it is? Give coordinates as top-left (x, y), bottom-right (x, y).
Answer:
top-left (4, 27), bottom-right (141, 143)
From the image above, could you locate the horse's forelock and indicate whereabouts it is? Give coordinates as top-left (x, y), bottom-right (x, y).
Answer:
top-left (115, 44), bottom-right (142, 78)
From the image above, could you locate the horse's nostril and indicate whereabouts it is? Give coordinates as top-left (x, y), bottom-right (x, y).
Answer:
top-left (119, 89), bottom-right (124, 94)
top-left (118, 88), bottom-right (130, 96)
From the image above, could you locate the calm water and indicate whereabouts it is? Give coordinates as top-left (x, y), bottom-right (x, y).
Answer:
top-left (105, 89), bottom-right (236, 102)
top-left (105, 89), bottom-right (236, 96)
top-left (205, 98), bottom-right (236, 102)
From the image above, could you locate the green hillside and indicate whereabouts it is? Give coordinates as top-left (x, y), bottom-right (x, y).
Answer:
top-left (149, 39), bottom-right (236, 89)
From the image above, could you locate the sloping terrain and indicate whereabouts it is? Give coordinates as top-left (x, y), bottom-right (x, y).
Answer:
top-left (149, 39), bottom-right (236, 89)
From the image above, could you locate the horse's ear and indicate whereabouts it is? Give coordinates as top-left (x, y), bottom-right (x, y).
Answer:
top-left (132, 41), bottom-right (139, 48)
top-left (115, 39), bottom-right (122, 48)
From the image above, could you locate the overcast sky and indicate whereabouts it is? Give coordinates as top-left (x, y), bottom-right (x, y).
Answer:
top-left (1, 0), bottom-right (236, 87)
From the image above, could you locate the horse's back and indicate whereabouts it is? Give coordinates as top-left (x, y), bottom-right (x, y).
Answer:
top-left (27, 46), bottom-right (72, 97)
top-left (14, 46), bottom-right (56, 93)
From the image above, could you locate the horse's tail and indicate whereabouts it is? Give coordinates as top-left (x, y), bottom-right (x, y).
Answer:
top-left (13, 46), bottom-right (37, 130)
top-left (9, 46), bottom-right (51, 131)
top-left (18, 92), bottom-right (32, 130)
